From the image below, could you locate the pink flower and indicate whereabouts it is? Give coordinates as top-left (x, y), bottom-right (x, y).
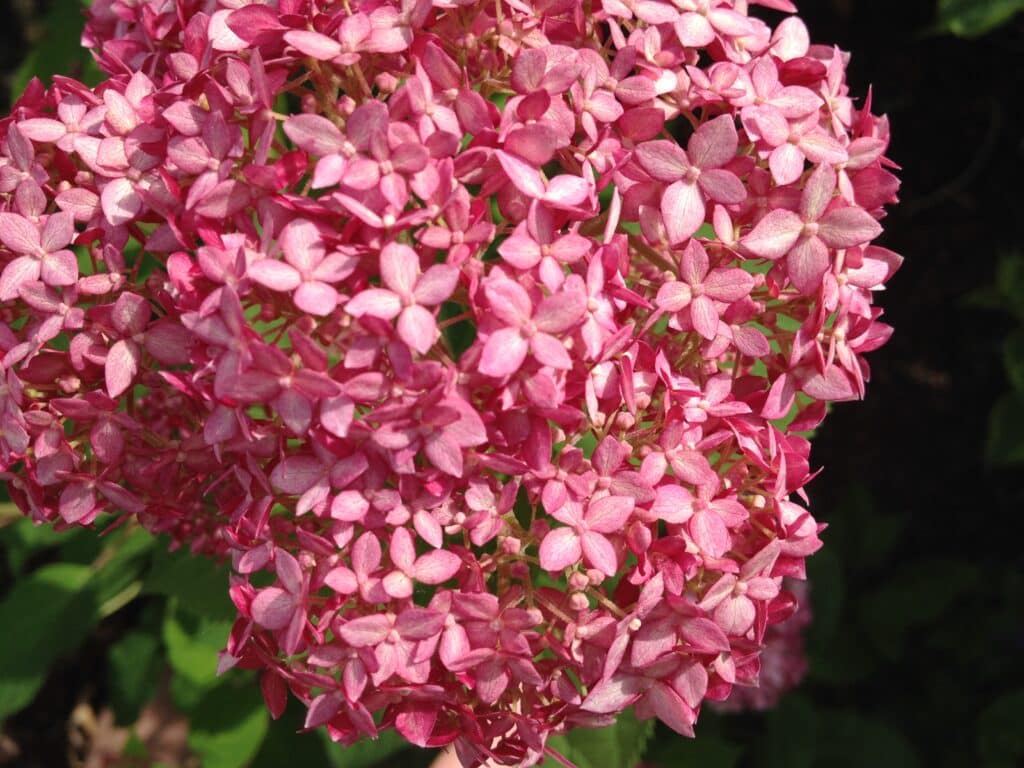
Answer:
top-left (346, 242), bottom-right (459, 354)
top-left (540, 495), bottom-right (635, 577)
top-left (0, 211), bottom-right (77, 300)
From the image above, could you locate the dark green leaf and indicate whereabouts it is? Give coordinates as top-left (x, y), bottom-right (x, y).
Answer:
top-left (543, 708), bottom-right (655, 768)
top-left (0, 563), bottom-right (92, 717)
top-left (935, 0), bottom-right (1024, 37)
top-left (189, 680), bottom-right (269, 768)
top-left (322, 729), bottom-right (411, 768)
top-left (144, 544), bottom-right (234, 621)
top-left (977, 690), bottom-right (1024, 765)
top-left (986, 392), bottom-right (1024, 465)
top-left (107, 631), bottom-right (161, 724)
top-left (11, 0), bottom-right (101, 101)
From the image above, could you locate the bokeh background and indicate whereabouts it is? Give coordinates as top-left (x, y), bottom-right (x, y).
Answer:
top-left (1, 1), bottom-right (1022, 766)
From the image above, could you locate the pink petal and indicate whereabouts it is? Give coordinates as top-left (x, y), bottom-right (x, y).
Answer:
top-left (741, 209), bottom-right (803, 260)
top-left (280, 218), bottom-right (325, 272)
top-left (581, 530), bottom-right (618, 577)
top-left (0, 256), bottom-right (41, 301)
top-left (530, 332), bottom-right (572, 370)
top-left (651, 485), bottom-right (694, 524)
top-left (689, 509), bottom-right (730, 558)
top-left (786, 236), bottom-right (829, 294)
top-left (648, 682), bottom-right (695, 737)
top-left (413, 550), bottom-right (461, 584)
top-left (105, 339), bottom-right (140, 398)
top-left (690, 294), bottom-right (720, 340)
top-left (100, 178), bottom-right (143, 226)
top-left (283, 113), bottom-right (345, 156)
top-left (539, 527), bottom-right (583, 572)
top-left (656, 281), bottom-right (693, 312)
top-left (346, 288), bottom-right (402, 320)
top-left (661, 180), bottom-right (706, 244)
top-left (424, 431), bottom-right (464, 477)
top-left (586, 495), bottom-right (635, 533)
top-left (413, 264), bottom-right (459, 306)
top-left (251, 588), bottom-right (295, 630)
top-left (689, 115), bottom-right (738, 170)
top-left (496, 150), bottom-right (546, 199)
top-left (339, 615), bottom-right (391, 646)
top-left (248, 259), bottom-right (302, 292)
top-left (330, 490), bottom-right (370, 522)
top-left (294, 280), bottom-right (339, 316)
top-left (284, 29), bottom-right (343, 60)
top-left (533, 290), bottom-right (586, 333)
top-left (0, 212), bottom-right (40, 253)
top-left (698, 169), bottom-right (745, 205)
top-left (59, 482), bottom-right (96, 524)
top-left (581, 675), bottom-right (645, 713)
top-left (704, 268), bottom-right (755, 302)
top-left (635, 140), bottom-right (690, 182)
top-left (769, 143), bottom-right (806, 186)
top-left (479, 328), bottom-right (529, 377)
top-left (674, 12), bottom-right (716, 46)
top-left (380, 242), bottom-right (420, 296)
top-left (818, 207), bottom-right (883, 248)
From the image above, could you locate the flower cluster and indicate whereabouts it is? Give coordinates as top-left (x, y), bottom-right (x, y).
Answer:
top-left (0, 0), bottom-right (900, 765)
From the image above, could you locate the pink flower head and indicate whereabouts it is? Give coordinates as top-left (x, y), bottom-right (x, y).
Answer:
top-left (0, 0), bottom-right (900, 763)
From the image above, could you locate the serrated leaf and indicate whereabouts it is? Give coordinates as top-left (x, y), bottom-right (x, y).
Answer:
top-left (189, 681), bottom-right (269, 768)
top-left (0, 562), bottom-right (92, 717)
top-left (543, 709), bottom-right (654, 768)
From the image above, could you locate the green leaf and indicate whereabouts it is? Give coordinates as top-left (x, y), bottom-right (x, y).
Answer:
top-left (144, 544), bottom-right (235, 621)
top-left (1003, 327), bottom-right (1024, 392)
top-left (0, 562), bottom-right (92, 717)
top-left (543, 709), bottom-right (654, 768)
top-left (10, 0), bottom-right (101, 101)
top-left (977, 690), bottom-right (1024, 765)
top-left (935, 0), bottom-right (1024, 37)
top-left (858, 559), bottom-right (978, 660)
top-left (189, 681), bottom-right (269, 768)
top-left (815, 711), bottom-right (919, 768)
top-left (251, 705), bottom-right (333, 768)
top-left (107, 631), bottom-right (161, 724)
top-left (321, 729), bottom-right (411, 768)
top-left (162, 599), bottom-right (234, 694)
top-left (986, 392), bottom-right (1024, 465)
top-left (0, 516), bottom-right (81, 574)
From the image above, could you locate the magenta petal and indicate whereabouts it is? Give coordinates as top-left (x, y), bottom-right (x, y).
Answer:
top-left (251, 587), bottom-right (296, 630)
top-left (105, 339), bottom-right (140, 398)
top-left (648, 682), bottom-right (695, 737)
top-left (339, 614), bottom-right (391, 646)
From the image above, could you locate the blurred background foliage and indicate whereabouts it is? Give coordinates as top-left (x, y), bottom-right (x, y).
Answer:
top-left (1, 0), bottom-right (1023, 766)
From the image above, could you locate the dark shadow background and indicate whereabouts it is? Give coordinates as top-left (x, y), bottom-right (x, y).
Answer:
top-left (1, 1), bottom-right (1022, 767)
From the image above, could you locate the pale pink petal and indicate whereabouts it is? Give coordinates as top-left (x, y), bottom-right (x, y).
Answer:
top-left (656, 281), bottom-right (692, 312)
top-left (697, 169), bottom-right (746, 205)
top-left (413, 264), bottom-right (459, 306)
top-left (248, 259), bottom-right (302, 292)
top-left (769, 143), bottom-right (806, 185)
top-left (690, 294), bottom-right (720, 340)
top-left (533, 290), bottom-right (587, 333)
top-left (280, 219), bottom-right (325, 272)
top-left (380, 245), bottom-right (420, 299)
top-left (100, 178), bottom-right (143, 226)
top-left (251, 588), bottom-right (295, 630)
top-left (581, 530), bottom-right (618, 576)
top-left (581, 675), bottom-right (645, 713)
top-left (0, 256), bottom-right (41, 301)
top-left (661, 180), bottom-right (706, 244)
top-left (284, 29), bottom-right (343, 60)
top-left (339, 615), bottom-right (391, 646)
top-left (283, 113), bottom-right (345, 156)
top-left (818, 207), bottom-right (883, 248)
top-left (689, 115), bottom-right (738, 170)
top-left (539, 526), bottom-right (583, 572)
top-left (105, 339), bottom-right (140, 398)
top-left (635, 140), bottom-right (690, 182)
top-left (0, 213), bottom-right (40, 253)
top-left (496, 150), bottom-right (546, 199)
top-left (675, 12), bottom-right (716, 46)
top-left (786, 236), bottom-right (830, 294)
top-left (479, 328), bottom-right (529, 377)
top-left (291, 281), bottom-right (337, 316)
top-left (346, 288), bottom-right (402, 320)
top-left (741, 209), bottom-right (803, 259)
top-left (530, 333), bottom-right (572, 370)
top-left (704, 268), bottom-right (755, 302)
top-left (413, 550), bottom-right (461, 584)
top-left (586, 495), bottom-right (635, 532)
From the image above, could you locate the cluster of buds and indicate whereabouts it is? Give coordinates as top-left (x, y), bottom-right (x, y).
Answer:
top-left (0, 0), bottom-right (899, 765)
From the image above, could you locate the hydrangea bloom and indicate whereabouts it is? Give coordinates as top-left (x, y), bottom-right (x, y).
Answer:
top-left (0, 0), bottom-right (900, 765)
